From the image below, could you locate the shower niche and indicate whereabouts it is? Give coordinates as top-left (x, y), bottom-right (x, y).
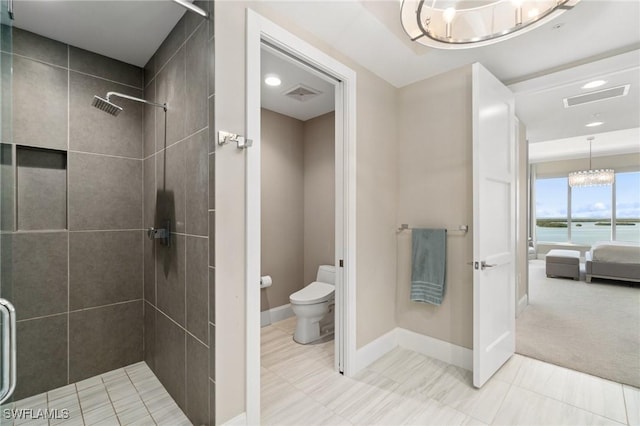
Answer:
top-left (16, 146), bottom-right (67, 231)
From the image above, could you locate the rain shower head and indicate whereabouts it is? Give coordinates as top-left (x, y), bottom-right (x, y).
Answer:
top-left (92, 96), bottom-right (123, 116)
top-left (92, 92), bottom-right (167, 116)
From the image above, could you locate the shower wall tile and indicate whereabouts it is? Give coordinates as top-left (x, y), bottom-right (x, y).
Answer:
top-left (69, 230), bottom-right (143, 310)
top-left (156, 47), bottom-right (186, 148)
top-left (16, 147), bottom-right (67, 231)
top-left (143, 156), bottom-right (156, 228)
top-left (13, 28), bottom-right (68, 67)
top-left (209, 323), bottom-right (215, 381)
top-left (13, 56), bottom-right (68, 150)
top-left (69, 301), bottom-right (143, 383)
top-left (185, 23), bottom-right (208, 136)
top-left (155, 310), bottom-right (186, 410)
top-left (209, 379), bottom-right (216, 426)
top-left (209, 267), bottom-right (215, 324)
top-left (209, 212), bottom-right (215, 267)
top-left (185, 130), bottom-right (208, 236)
top-left (143, 80), bottom-right (156, 158)
top-left (69, 46), bottom-right (143, 88)
top-left (186, 335), bottom-right (209, 426)
top-left (185, 2), bottom-right (210, 38)
top-left (69, 72), bottom-right (143, 159)
top-left (156, 142), bottom-right (185, 234)
top-left (15, 314), bottom-right (68, 400)
top-left (209, 153), bottom-right (215, 209)
top-left (156, 15), bottom-right (185, 71)
top-left (68, 152), bottom-right (142, 230)
top-left (186, 236), bottom-right (208, 343)
top-left (208, 37), bottom-right (215, 97)
top-left (144, 302), bottom-right (156, 371)
top-left (12, 232), bottom-right (68, 320)
top-left (144, 237), bottom-right (156, 303)
top-left (144, 54), bottom-right (156, 88)
top-left (156, 234), bottom-right (185, 326)
top-left (208, 96), bottom-right (215, 153)
top-left (1, 144), bottom-right (14, 231)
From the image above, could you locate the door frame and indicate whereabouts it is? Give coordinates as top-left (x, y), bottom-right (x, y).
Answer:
top-left (246, 9), bottom-right (357, 423)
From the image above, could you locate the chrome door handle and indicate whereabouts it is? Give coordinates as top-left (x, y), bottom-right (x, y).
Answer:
top-left (480, 261), bottom-right (497, 270)
top-left (0, 298), bottom-right (16, 404)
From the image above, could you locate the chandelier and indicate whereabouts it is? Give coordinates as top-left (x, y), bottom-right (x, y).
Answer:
top-left (568, 137), bottom-right (614, 188)
top-left (400, 0), bottom-right (581, 49)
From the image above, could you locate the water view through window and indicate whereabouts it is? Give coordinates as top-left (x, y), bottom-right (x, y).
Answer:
top-left (535, 172), bottom-right (640, 245)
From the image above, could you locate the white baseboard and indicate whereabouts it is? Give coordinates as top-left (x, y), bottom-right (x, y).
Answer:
top-left (354, 328), bottom-right (398, 374)
top-left (221, 412), bottom-right (247, 426)
top-left (260, 304), bottom-right (294, 328)
top-left (517, 294), bottom-right (528, 317)
top-left (396, 328), bottom-right (472, 371)
top-left (354, 327), bottom-right (473, 374)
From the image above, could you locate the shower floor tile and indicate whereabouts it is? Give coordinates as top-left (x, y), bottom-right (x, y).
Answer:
top-left (3, 363), bottom-right (191, 426)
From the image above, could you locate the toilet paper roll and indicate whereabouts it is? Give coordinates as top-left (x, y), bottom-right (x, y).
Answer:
top-left (260, 275), bottom-right (272, 289)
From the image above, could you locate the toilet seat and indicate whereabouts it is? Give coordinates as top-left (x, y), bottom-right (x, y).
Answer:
top-left (290, 282), bottom-right (334, 305)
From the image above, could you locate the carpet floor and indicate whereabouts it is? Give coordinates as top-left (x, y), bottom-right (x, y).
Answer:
top-left (516, 260), bottom-right (640, 388)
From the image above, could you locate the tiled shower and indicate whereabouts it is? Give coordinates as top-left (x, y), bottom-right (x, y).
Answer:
top-left (0, 1), bottom-right (215, 424)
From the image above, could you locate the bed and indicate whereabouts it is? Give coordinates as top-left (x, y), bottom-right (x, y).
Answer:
top-left (586, 241), bottom-right (640, 283)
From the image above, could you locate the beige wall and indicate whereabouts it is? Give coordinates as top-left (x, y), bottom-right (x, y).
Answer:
top-left (216, 2), bottom-right (397, 418)
top-left (304, 112), bottom-right (335, 286)
top-left (260, 109), bottom-right (305, 310)
top-left (395, 65), bottom-right (474, 349)
top-left (260, 109), bottom-right (335, 311)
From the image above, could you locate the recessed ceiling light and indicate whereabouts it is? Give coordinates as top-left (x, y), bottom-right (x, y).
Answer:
top-left (264, 75), bottom-right (281, 87)
top-left (582, 80), bottom-right (607, 90)
top-left (586, 121), bottom-right (604, 127)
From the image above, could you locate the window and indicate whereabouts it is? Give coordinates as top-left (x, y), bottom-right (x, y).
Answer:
top-left (615, 171), bottom-right (640, 243)
top-left (570, 185), bottom-right (612, 245)
top-left (534, 171), bottom-right (640, 245)
top-left (535, 177), bottom-right (568, 243)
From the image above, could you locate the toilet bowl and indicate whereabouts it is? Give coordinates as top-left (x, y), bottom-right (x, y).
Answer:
top-left (290, 265), bottom-right (335, 344)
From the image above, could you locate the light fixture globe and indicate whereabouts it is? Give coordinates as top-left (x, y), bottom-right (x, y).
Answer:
top-left (400, 0), bottom-right (581, 49)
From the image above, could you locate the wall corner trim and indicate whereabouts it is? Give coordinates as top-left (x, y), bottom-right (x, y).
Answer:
top-left (517, 294), bottom-right (529, 317)
top-left (354, 327), bottom-right (474, 374)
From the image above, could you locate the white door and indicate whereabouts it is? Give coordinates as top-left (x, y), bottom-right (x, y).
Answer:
top-left (472, 63), bottom-right (516, 388)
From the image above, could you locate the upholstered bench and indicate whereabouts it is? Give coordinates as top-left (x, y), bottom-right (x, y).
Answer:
top-left (546, 249), bottom-right (580, 280)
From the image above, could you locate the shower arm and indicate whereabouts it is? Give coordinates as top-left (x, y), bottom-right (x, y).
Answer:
top-left (107, 92), bottom-right (167, 111)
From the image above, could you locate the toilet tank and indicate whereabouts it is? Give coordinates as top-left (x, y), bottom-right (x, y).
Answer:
top-left (316, 265), bottom-right (335, 285)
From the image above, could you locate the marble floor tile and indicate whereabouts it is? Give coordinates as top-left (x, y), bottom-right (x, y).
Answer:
top-left (493, 385), bottom-right (623, 426)
top-left (624, 385), bottom-right (640, 426)
top-left (514, 356), bottom-right (627, 423)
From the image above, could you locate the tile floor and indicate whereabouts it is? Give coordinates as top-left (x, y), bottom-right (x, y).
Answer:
top-left (262, 317), bottom-right (640, 425)
top-left (2, 362), bottom-right (190, 426)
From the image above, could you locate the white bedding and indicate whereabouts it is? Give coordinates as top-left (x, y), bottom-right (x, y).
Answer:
top-left (590, 241), bottom-right (640, 264)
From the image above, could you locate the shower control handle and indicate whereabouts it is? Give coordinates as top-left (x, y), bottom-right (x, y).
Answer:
top-left (147, 221), bottom-right (171, 246)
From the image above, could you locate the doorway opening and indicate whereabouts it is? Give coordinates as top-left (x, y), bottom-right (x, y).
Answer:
top-left (245, 10), bottom-right (357, 423)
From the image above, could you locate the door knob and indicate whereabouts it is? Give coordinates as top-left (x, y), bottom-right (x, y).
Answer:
top-left (480, 261), bottom-right (497, 270)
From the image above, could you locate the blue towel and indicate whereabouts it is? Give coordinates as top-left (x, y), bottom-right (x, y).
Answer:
top-left (411, 229), bottom-right (447, 305)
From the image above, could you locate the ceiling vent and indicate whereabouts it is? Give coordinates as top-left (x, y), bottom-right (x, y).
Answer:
top-left (563, 85), bottom-right (630, 108)
top-left (284, 84), bottom-right (322, 102)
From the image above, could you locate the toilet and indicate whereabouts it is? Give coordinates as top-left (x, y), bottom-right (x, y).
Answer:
top-left (289, 265), bottom-right (335, 344)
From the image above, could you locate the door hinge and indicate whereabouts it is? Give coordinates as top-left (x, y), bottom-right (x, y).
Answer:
top-left (339, 259), bottom-right (344, 267)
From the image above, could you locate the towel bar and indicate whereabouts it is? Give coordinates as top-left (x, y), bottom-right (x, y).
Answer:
top-left (397, 224), bottom-right (469, 234)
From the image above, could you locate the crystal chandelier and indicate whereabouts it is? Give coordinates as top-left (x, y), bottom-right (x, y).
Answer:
top-left (400, 0), bottom-right (581, 49)
top-left (568, 137), bottom-right (614, 188)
